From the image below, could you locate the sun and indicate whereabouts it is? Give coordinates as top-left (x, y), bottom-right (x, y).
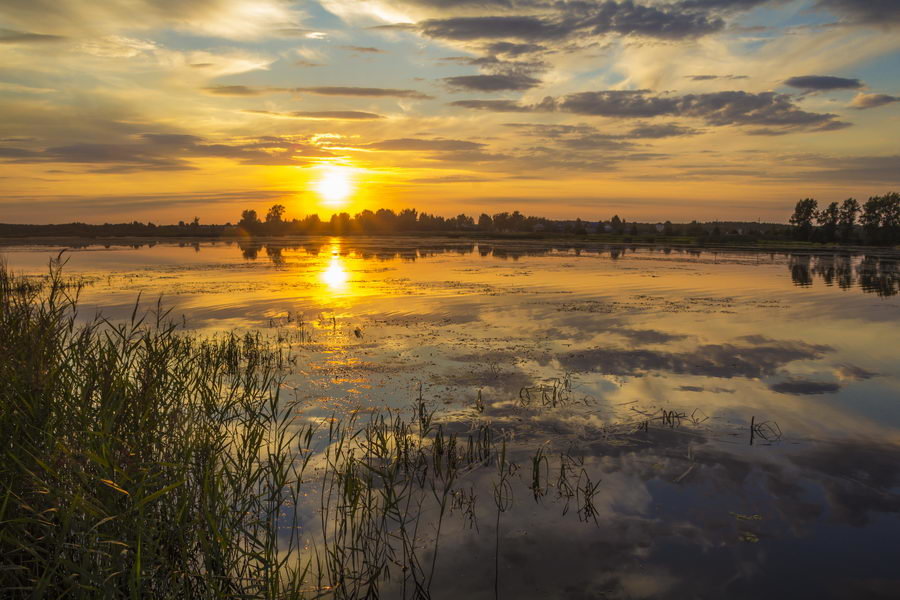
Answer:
top-left (315, 166), bottom-right (354, 206)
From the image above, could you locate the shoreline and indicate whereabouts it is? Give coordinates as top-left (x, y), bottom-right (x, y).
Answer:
top-left (1, 233), bottom-right (898, 256)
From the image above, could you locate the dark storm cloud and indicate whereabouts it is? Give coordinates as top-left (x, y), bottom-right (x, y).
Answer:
top-left (850, 93), bottom-right (900, 109)
top-left (0, 28), bottom-right (66, 43)
top-left (245, 110), bottom-right (385, 120)
top-left (443, 73), bottom-right (541, 91)
top-left (453, 89), bottom-right (847, 133)
top-left (769, 379), bottom-right (842, 395)
top-left (784, 75), bottom-right (864, 91)
top-left (814, 0), bottom-right (900, 25)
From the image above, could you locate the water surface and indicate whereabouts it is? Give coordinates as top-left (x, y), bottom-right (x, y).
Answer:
top-left (4, 238), bottom-right (899, 599)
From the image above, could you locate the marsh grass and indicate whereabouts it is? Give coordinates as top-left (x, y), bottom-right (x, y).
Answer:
top-left (1, 257), bottom-right (314, 598)
top-left (0, 259), bottom-right (666, 599)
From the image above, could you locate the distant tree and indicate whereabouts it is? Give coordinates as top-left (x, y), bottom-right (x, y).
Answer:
top-left (663, 220), bottom-right (673, 236)
top-left (610, 215), bottom-right (622, 233)
top-left (374, 208), bottom-right (397, 233)
top-left (817, 201), bottom-right (839, 242)
top-left (239, 209), bottom-right (259, 227)
top-left (861, 196), bottom-right (883, 243)
top-left (838, 198), bottom-right (860, 243)
top-left (790, 198), bottom-right (818, 240)
top-left (629, 223), bottom-right (638, 236)
top-left (191, 217), bottom-right (200, 227)
top-left (478, 213), bottom-right (493, 231)
top-left (265, 204), bottom-right (286, 224)
top-left (397, 208), bottom-right (418, 231)
top-left (687, 220), bottom-right (704, 236)
top-left (884, 192), bottom-right (900, 244)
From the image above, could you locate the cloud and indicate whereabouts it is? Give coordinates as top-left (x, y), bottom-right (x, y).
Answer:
top-left (0, 0), bottom-right (306, 40)
top-left (295, 86), bottom-right (433, 99)
top-left (777, 154), bottom-right (900, 184)
top-left (686, 74), bottom-right (748, 81)
top-left (676, 385), bottom-right (735, 393)
top-left (784, 75), bottom-right (864, 91)
top-left (443, 73), bottom-right (541, 91)
top-left (0, 28), bottom-right (66, 43)
top-left (341, 45), bottom-right (384, 53)
top-left (204, 85), bottom-right (285, 96)
top-left (769, 379), bottom-right (842, 395)
top-left (484, 41), bottom-right (546, 56)
top-left (627, 122), bottom-right (701, 137)
top-left (245, 110), bottom-right (385, 120)
top-left (450, 99), bottom-right (534, 112)
top-left (814, 0), bottom-right (900, 25)
top-left (0, 134), bottom-right (335, 172)
top-left (364, 138), bottom-right (485, 151)
top-left (555, 337), bottom-right (831, 378)
top-left (203, 85), bottom-right (433, 99)
top-left (849, 93), bottom-right (900, 109)
top-left (421, 16), bottom-right (564, 42)
top-left (418, 1), bottom-right (738, 43)
top-left (453, 89), bottom-right (849, 133)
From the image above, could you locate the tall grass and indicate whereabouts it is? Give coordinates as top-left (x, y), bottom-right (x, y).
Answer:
top-left (1, 258), bottom-right (616, 599)
top-left (0, 258), bottom-right (311, 598)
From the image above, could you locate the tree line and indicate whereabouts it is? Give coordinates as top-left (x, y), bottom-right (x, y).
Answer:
top-left (789, 193), bottom-right (900, 245)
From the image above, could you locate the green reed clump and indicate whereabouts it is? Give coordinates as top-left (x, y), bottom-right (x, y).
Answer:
top-left (0, 259), bottom-right (312, 599)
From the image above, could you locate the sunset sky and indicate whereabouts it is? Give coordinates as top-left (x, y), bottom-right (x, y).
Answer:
top-left (1, 0), bottom-right (899, 224)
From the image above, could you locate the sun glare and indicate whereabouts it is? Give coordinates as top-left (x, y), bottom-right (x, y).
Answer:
top-left (321, 247), bottom-right (348, 291)
top-left (315, 166), bottom-right (354, 206)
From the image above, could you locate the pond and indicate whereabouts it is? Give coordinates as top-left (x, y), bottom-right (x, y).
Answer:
top-left (3, 237), bottom-right (899, 599)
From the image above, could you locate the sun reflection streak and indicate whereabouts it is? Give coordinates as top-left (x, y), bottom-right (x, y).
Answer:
top-left (321, 243), bottom-right (348, 292)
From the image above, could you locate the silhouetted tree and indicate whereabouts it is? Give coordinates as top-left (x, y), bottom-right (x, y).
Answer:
top-left (838, 198), bottom-right (860, 243)
top-left (240, 209), bottom-right (259, 228)
top-left (790, 198), bottom-right (818, 240)
top-left (265, 204), bottom-right (286, 224)
top-left (397, 208), bottom-right (418, 232)
top-left (610, 215), bottom-right (622, 234)
top-left (478, 213), bottom-right (493, 231)
top-left (817, 201), bottom-right (839, 242)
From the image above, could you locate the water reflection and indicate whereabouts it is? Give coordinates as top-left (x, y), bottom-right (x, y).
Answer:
top-left (789, 253), bottom-right (900, 296)
top-left (321, 242), bottom-right (349, 292)
top-left (2, 237), bottom-right (899, 597)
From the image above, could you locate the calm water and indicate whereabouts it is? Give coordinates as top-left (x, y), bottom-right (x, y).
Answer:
top-left (4, 238), bottom-right (900, 599)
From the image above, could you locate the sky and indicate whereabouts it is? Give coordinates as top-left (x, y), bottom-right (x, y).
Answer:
top-left (1, 0), bottom-right (899, 224)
